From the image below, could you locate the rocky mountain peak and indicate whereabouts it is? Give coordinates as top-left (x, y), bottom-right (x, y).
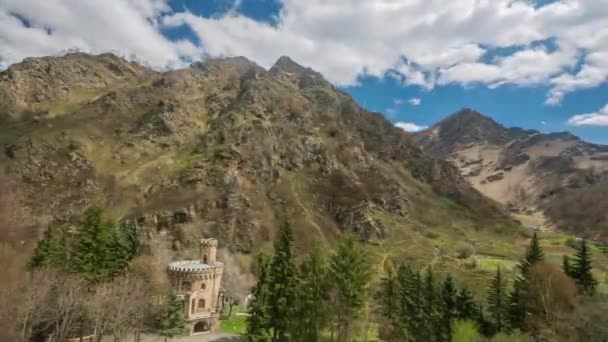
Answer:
top-left (270, 55), bottom-right (308, 73)
top-left (0, 52), bottom-right (513, 250)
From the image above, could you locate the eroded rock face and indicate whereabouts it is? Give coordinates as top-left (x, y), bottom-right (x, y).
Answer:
top-left (413, 109), bottom-right (608, 240)
top-left (1, 53), bottom-right (509, 251)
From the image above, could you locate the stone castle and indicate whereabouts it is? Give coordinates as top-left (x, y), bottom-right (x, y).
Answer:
top-left (168, 238), bottom-right (224, 335)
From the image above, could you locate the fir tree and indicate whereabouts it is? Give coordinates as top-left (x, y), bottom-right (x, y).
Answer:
top-left (379, 260), bottom-right (401, 341)
top-left (29, 226), bottom-right (65, 269)
top-left (571, 239), bottom-right (598, 295)
top-left (509, 232), bottom-right (544, 329)
top-left (422, 268), bottom-right (440, 341)
top-left (439, 274), bottom-right (458, 341)
top-left (105, 227), bottom-right (130, 278)
top-left (122, 220), bottom-right (142, 259)
top-left (247, 253), bottom-right (272, 339)
top-left (487, 267), bottom-right (509, 333)
top-left (157, 292), bottom-right (186, 342)
top-left (395, 263), bottom-right (417, 341)
top-left (268, 220), bottom-right (297, 342)
top-left (455, 287), bottom-right (480, 321)
top-left (71, 207), bottom-right (112, 282)
top-left (329, 234), bottom-right (371, 342)
top-left (292, 242), bottom-right (329, 341)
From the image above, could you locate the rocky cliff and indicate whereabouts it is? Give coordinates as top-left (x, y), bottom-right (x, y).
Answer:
top-left (0, 54), bottom-right (516, 255)
top-left (414, 109), bottom-right (608, 241)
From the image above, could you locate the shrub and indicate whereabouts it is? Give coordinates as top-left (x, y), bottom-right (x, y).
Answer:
top-left (451, 320), bottom-right (482, 342)
top-left (455, 242), bottom-right (475, 259)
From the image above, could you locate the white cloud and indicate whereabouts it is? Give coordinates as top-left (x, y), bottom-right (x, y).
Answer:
top-left (408, 98), bottom-right (421, 106)
top-left (395, 121), bottom-right (427, 132)
top-left (541, 121), bottom-right (547, 126)
top-left (393, 98), bottom-right (405, 106)
top-left (386, 108), bottom-right (397, 115)
top-left (0, 0), bottom-right (607, 104)
top-left (568, 104), bottom-right (608, 126)
top-left (161, 0), bottom-right (608, 102)
top-left (0, 0), bottom-right (185, 68)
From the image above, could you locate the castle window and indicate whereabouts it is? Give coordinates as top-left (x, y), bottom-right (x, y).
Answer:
top-left (198, 299), bottom-right (205, 309)
top-left (203, 255), bottom-right (208, 264)
top-left (201, 283), bottom-right (206, 290)
top-left (181, 281), bottom-right (192, 292)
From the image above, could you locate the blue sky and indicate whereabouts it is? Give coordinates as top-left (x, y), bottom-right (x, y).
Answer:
top-left (1, 0), bottom-right (607, 143)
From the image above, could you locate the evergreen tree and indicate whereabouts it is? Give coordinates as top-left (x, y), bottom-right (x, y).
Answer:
top-left (571, 239), bottom-right (598, 295)
top-left (395, 263), bottom-right (417, 341)
top-left (29, 226), bottom-right (65, 269)
top-left (71, 207), bottom-right (112, 282)
top-left (268, 221), bottom-right (297, 342)
top-left (247, 254), bottom-right (272, 339)
top-left (525, 232), bottom-right (544, 267)
top-left (487, 267), bottom-right (509, 333)
top-left (562, 255), bottom-right (573, 278)
top-left (122, 220), bottom-right (142, 259)
top-left (105, 227), bottom-right (130, 277)
top-left (422, 268), bottom-right (440, 341)
top-left (439, 274), bottom-right (458, 341)
top-left (157, 292), bottom-right (186, 342)
top-left (455, 287), bottom-right (480, 321)
top-left (329, 234), bottom-right (371, 342)
top-left (509, 232), bottom-right (544, 329)
top-left (70, 206), bottom-right (130, 283)
top-left (379, 260), bottom-right (401, 341)
top-left (292, 242), bottom-right (329, 342)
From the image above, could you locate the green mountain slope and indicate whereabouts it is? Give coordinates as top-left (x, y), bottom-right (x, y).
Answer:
top-left (0, 53), bottom-right (529, 292)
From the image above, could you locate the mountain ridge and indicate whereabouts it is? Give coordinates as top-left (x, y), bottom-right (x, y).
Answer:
top-left (414, 109), bottom-right (608, 241)
top-left (0, 53), bottom-right (516, 262)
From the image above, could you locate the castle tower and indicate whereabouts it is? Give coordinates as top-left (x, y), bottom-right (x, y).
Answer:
top-left (168, 237), bottom-right (224, 335)
top-left (200, 238), bottom-right (218, 264)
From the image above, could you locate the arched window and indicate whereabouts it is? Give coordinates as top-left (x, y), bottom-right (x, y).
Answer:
top-left (198, 299), bottom-right (205, 310)
top-left (201, 282), bottom-right (206, 290)
top-left (181, 281), bottom-right (192, 292)
top-left (203, 255), bottom-right (208, 264)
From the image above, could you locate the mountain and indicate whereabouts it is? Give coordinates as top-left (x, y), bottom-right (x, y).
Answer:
top-left (413, 109), bottom-right (608, 241)
top-left (0, 53), bottom-right (523, 290)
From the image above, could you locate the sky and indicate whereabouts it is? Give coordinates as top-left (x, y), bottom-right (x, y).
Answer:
top-left (1, 0), bottom-right (607, 143)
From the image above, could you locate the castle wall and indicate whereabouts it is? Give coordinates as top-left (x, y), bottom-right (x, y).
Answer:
top-left (167, 238), bottom-right (224, 335)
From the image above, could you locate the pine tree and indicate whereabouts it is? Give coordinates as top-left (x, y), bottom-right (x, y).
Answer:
top-left (378, 259), bottom-right (401, 341)
top-left (439, 274), bottom-right (458, 341)
top-left (329, 234), bottom-right (371, 342)
top-left (292, 242), bottom-right (329, 341)
top-left (71, 207), bottom-right (112, 282)
top-left (422, 268), bottom-right (440, 341)
top-left (455, 287), bottom-right (480, 321)
top-left (247, 253), bottom-right (272, 338)
top-left (29, 226), bottom-right (65, 269)
top-left (122, 220), bottom-right (142, 259)
top-left (487, 267), bottom-right (509, 333)
top-left (509, 232), bottom-right (544, 329)
top-left (562, 255), bottom-right (573, 277)
top-left (158, 292), bottom-right (186, 342)
top-left (395, 263), bottom-right (416, 341)
top-left (525, 232), bottom-right (544, 267)
top-left (105, 227), bottom-right (130, 278)
top-left (268, 220), bottom-right (297, 341)
top-left (571, 239), bottom-right (598, 295)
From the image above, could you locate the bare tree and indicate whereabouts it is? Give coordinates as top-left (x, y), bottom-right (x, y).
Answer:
top-left (88, 275), bottom-right (148, 342)
top-left (218, 249), bottom-right (253, 316)
top-left (40, 272), bottom-right (89, 342)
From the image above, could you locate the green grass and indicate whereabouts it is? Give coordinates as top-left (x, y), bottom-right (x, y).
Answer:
top-left (219, 306), bottom-right (248, 335)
